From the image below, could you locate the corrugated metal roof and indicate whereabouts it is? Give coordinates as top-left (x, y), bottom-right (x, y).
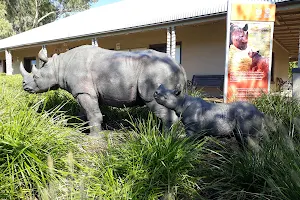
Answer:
top-left (0, 0), bottom-right (292, 50)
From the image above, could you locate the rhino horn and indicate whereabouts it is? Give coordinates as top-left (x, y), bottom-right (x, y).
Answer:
top-left (38, 49), bottom-right (48, 63)
top-left (32, 64), bottom-right (39, 75)
top-left (19, 61), bottom-right (29, 76)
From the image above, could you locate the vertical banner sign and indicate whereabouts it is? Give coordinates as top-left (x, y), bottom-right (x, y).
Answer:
top-left (224, 0), bottom-right (276, 103)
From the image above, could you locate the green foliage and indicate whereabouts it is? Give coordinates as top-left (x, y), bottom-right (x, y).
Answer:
top-left (5, 0), bottom-right (54, 33)
top-left (99, 105), bottom-right (151, 130)
top-left (188, 87), bottom-right (205, 98)
top-left (251, 92), bottom-right (300, 131)
top-left (288, 61), bottom-right (298, 79)
top-left (201, 124), bottom-right (300, 200)
top-left (92, 114), bottom-right (208, 199)
top-left (0, 75), bottom-right (87, 198)
top-left (0, 75), bottom-right (208, 199)
top-left (2, 74), bottom-right (300, 200)
top-left (0, 1), bottom-right (14, 39)
top-left (200, 92), bottom-right (300, 200)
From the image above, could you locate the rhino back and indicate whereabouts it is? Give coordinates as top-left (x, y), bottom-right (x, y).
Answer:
top-left (231, 101), bottom-right (264, 133)
top-left (54, 46), bottom-right (139, 106)
top-left (90, 50), bottom-right (143, 106)
top-left (137, 50), bottom-right (187, 102)
top-left (57, 45), bottom-right (103, 97)
top-left (181, 99), bottom-right (236, 136)
top-left (57, 46), bottom-right (186, 107)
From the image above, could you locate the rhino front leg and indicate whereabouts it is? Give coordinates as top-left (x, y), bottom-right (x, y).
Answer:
top-left (146, 100), bottom-right (179, 129)
top-left (78, 106), bottom-right (87, 121)
top-left (76, 94), bottom-right (103, 137)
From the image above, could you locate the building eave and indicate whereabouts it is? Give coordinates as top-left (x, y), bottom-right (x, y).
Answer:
top-left (0, 0), bottom-right (229, 51)
top-left (0, 12), bottom-right (227, 51)
top-left (0, 0), bottom-right (295, 52)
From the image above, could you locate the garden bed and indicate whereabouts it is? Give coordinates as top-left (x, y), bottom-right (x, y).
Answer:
top-left (1, 75), bottom-right (300, 199)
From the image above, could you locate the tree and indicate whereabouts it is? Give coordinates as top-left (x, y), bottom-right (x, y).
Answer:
top-left (288, 61), bottom-right (298, 78)
top-left (2, 0), bottom-right (98, 35)
top-left (0, 1), bottom-right (14, 39)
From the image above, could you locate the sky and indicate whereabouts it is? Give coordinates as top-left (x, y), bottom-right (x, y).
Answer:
top-left (90, 0), bottom-right (123, 8)
top-left (57, 0), bottom-right (123, 19)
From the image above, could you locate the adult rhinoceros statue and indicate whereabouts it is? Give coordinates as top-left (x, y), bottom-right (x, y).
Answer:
top-left (20, 45), bottom-right (187, 136)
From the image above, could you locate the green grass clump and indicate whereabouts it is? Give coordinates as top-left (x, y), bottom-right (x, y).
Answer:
top-left (252, 93), bottom-right (300, 131)
top-left (3, 74), bottom-right (300, 200)
top-left (0, 75), bottom-right (89, 199)
top-left (0, 75), bottom-right (209, 199)
top-left (91, 114), bottom-right (208, 199)
top-left (199, 93), bottom-right (300, 200)
top-left (201, 126), bottom-right (300, 200)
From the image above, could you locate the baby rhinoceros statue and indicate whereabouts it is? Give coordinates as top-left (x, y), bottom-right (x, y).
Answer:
top-left (20, 45), bottom-right (187, 137)
top-left (153, 84), bottom-right (264, 148)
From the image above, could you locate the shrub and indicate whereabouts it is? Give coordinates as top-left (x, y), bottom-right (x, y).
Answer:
top-left (0, 75), bottom-right (89, 198)
top-left (90, 113), bottom-right (208, 199)
top-left (200, 93), bottom-right (300, 200)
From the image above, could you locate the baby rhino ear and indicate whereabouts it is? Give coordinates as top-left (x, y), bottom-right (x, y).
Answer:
top-left (173, 84), bottom-right (181, 96)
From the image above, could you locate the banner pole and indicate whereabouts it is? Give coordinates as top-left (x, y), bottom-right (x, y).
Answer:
top-left (223, 0), bottom-right (232, 103)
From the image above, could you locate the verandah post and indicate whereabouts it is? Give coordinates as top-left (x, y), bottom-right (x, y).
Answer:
top-left (171, 26), bottom-right (176, 59)
top-left (5, 49), bottom-right (12, 75)
top-left (166, 27), bottom-right (171, 55)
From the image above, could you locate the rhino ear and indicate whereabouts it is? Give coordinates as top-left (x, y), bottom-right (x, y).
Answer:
top-left (243, 24), bottom-right (248, 31)
top-left (31, 64), bottom-right (39, 76)
top-left (38, 49), bottom-right (48, 63)
top-left (173, 84), bottom-right (181, 96)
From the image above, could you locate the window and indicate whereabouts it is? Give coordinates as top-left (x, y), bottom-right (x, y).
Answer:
top-left (149, 42), bottom-right (182, 64)
top-left (24, 57), bottom-right (36, 73)
top-left (175, 45), bottom-right (181, 64)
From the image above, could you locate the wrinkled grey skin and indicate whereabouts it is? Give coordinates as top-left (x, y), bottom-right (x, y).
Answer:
top-left (20, 45), bottom-right (187, 136)
top-left (154, 84), bottom-right (264, 148)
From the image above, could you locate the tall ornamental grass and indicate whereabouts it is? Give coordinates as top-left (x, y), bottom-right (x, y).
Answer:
top-left (2, 74), bottom-right (300, 200)
top-left (0, 75), bottom-right (209, 199)
top-left (200, 92), bottom-right (300, 200)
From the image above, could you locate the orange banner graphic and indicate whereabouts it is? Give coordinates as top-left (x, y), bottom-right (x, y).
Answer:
top-left (231, 3), bottom-right (276, 21)
top-left (224, 1), bottom-right (276, 103)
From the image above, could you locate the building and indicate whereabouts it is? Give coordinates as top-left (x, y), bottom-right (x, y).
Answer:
top-left (0, 0), bottom-right (299, 96)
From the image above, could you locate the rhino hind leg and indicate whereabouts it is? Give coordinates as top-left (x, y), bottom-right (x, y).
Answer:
top-left (145, 100), bottom-right (179, 129)
top-left (76, 94), bottom-right (103, 137)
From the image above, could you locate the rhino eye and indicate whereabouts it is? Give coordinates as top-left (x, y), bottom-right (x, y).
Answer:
top-left (33, 74), bottom-right (39, 79)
